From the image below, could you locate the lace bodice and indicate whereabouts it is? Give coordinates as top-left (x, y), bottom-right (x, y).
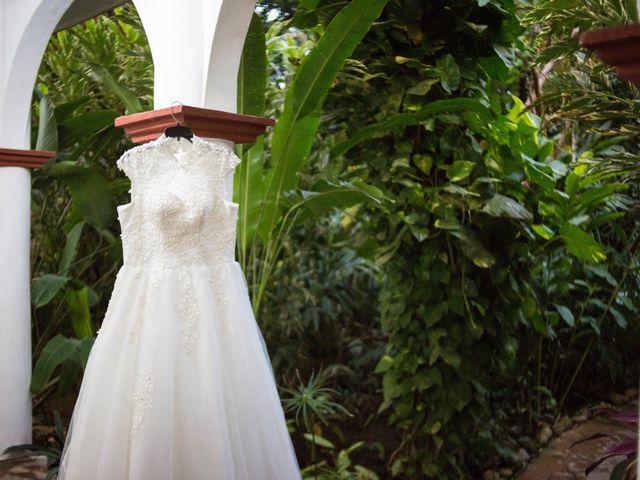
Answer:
top-left (116, 134), bottom-right (240, 270)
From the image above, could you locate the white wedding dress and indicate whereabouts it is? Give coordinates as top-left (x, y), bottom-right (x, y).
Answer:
top-left (57, 134), bottom-right (301, 480)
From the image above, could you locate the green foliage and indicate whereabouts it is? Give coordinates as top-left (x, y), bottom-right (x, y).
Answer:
top-left (236, 0), bottom-right (391, 313)
top-left (31, 335), bottom-right (94, 395)
top-left (522, 0), bottom-right (640, 182)
top-left (283, 369), bottom-right (353, 431)
top-left (313, 0), bottom-right (639, 477)
top-left (30, 5), bottom-right (151, 403)
top-left (301, 440), bottom-right (382, 480)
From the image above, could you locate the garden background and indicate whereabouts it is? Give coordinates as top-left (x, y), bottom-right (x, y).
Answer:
top-left (24, 0), bottom-right (640, 478)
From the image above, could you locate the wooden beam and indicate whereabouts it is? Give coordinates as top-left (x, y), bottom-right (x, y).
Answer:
top-left (115, 105), bottom-right (275, 144)
top-left (0, 148), bottom-right (55, 168)
top-left (580, 24), bottom-right (640, 86)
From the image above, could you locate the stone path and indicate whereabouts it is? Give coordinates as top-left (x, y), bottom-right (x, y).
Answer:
top-left (517, 404), bottom-right (638, 480)
top-left (0, 450), bottom-right (47, 480)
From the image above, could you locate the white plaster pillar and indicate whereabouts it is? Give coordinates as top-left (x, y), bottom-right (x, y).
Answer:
top-left (0, 0), bottom-right (74, 453)
top-left (0, 167), bottom-right (32, 451)
top-left (132, 0), bottom-right (256, 112)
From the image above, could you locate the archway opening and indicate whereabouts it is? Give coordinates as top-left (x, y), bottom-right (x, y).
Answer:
top-left (28, 3), bottom-right (152, 433)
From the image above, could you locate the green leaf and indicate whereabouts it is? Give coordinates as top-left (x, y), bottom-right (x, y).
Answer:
top-left (609, 307), bottom-right (627, 329)
top-left (448, 226), bottom-right (495, 268)
top-left (410, 225), bottom-right (430, 242)
top-left (559, 224), bottom-right (606, 263)
top-left (78, 336), bottom-right (95, 369)
top-left (287, 179), bottom-right (390, 220)
top-left (48, 163), bottom-right (116, 229)
top-left (32, 274), bottom-right (70, 307)
top-left (259, 113), bottom-right (319, 242)
top-left (414, 368), bottom-right (442, 390)
top-left (292, 0), bottom-right (389, 120)
top-left (235, 141), bottom-right (264, 267)
top-left (303, 433), bottom-right (335, 449)
top-left (54, 95), bottom-right (91, 122)
top-left (586, 265), bottom-right (617, 287)
top-left (375, 355), bottom-right (394, 373)
top-left (61, 110), bottom-right (119, 147)
top-left (610, 458), bottom-right (632, 480)
top-left (566, 172), bottom-right (580, 197)
top-left (298, 0), bottom-right (321, 8)
top-left (36, 94), bottom-right (58, 152)
top-left (414, 155), bottom-right (433, 174)
top-left (447, 161), bottom-right (475, 182)
top-left (554, 304), bottom-right (575, 327)
top-left (237, 13), bottom-right (267, 117)
top-left (57, 359), bottom-right (81, 396)
top-left (407, 79), bottom-right (439, 96)
top-left (235, 12), bottom-right (268, 265)
top-left (330, 99), bottom-right (490, 158)
top-left (482, 194), bottom-right (533, 220)
top-left (434, 218), bottom-right (460, 230)
top-left (59, 222), bottom-right (85, 276)
top-left (258, 0), bottom-right (390, 240)
top-left (31, 335), bottom-right (77, 394)
top-left (437, 54), bottom-right (460, 93)
top-left (87, 63), bottom-right (142, 113)
top-left (532, 224), bottom-right (555, 240)
top-left (67, 286), bottom-right (93, 338)
top-left (440, 348), bottom-right (461, 368)
top-left (430, 421), bottom-right (442, 434)
top-left (523, 156), bottom-right (555, 190)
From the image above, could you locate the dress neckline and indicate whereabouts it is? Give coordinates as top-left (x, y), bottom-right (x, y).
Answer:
top-left (125, 133), bottom-right (232, 157)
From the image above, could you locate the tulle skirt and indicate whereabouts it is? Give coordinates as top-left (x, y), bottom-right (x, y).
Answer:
top-left (57, 262), bottom-right (301, 480)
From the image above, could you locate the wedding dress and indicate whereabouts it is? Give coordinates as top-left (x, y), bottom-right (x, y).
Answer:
top-left (57, 134), bottom-right (301, 480)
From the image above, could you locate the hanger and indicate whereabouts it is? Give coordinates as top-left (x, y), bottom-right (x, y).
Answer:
top-left (164, 101), bottom-right (194, 142)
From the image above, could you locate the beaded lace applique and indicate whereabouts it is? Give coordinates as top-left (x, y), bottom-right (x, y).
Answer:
top-left (116, 135), bottom-right (240, 347)
top-left (130, 370), bottom-right (154, 439)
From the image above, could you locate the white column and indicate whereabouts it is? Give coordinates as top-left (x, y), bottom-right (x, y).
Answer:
top-left (0, 168), bottom-right (32, 451)
top-left (133, 0), bottom-right (256, 111)
top-left (0, 0), bottom-right (74, 453)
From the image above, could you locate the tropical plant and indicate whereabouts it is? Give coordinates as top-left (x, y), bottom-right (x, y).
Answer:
top-left (522, 0), bottom-right (640, 181)
top-left (235, 0), bottom-right (391, 314)
top-left (572, 407), bottom-right (638, 479)
top-left (308, 0), bottom-right (640, 477)
top-left (30, 6), bottom-right (151, 403)
top-left (300, 440), bottom-right (382, 480)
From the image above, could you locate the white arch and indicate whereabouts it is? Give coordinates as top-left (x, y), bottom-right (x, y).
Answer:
top-left (203, 0), bottom-right (256, 112)
top-left (0, 0), bottom-right (75, 147)
top-left (0, 0), bottom-right (75, 454)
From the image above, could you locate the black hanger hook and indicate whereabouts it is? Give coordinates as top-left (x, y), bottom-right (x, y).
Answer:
top-left (164, 101), bottom-right (193, 142)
